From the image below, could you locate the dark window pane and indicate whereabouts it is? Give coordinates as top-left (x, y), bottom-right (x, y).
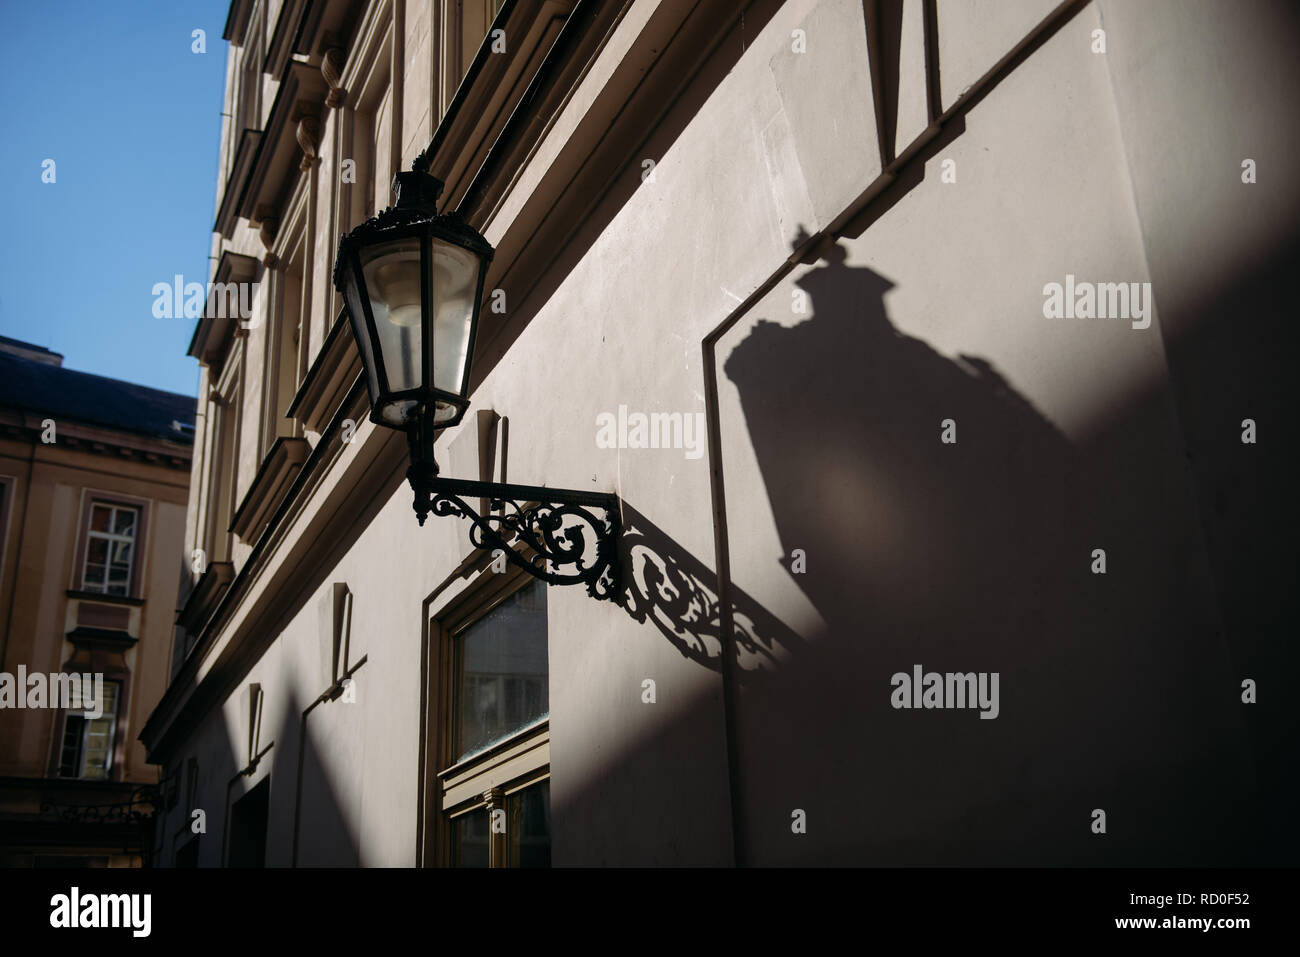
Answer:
top-left (452, 808), bottom-right (490, 868)
top-left (507, 781), bottom-right (551, 868)
top-left (83, 564), bottom-right (106, 591)
top-left (454, 580), bottom-right (548, 761)
top-left (60, 715), bottom-right (85, 776)
top-left (113, 508), bottom-right (136, 536)
top-left (89, 505), bottom-right (111, 532)
top-left (174, 838), bottom-right (199, 868)
top-left (228, 778), bottom-right (270, 867)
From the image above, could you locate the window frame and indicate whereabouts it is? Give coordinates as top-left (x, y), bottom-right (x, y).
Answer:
top-left (79, 502), bottom-right (141, 596)
top-left (202, 350), bottom-right (244, 565)
top-left (261, 182), bottom-right (310, 459)
top-left (438, 0), bottom-right (507, 118)
top-left (345, 16), bottom-right (396, 228)
top-left (423, 563), bottom-right (552, 868)
top-left (56, 678), bottom-right (123, 781)
top-left (70, 490), bottom-right (150, 599)
top-left (234, 0), bottom-right (265, 138)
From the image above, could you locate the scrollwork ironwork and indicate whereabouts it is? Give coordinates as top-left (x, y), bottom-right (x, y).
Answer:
top-left (420, 477), bottom-right (620, 601)
top-left (39, 785), bottom-right (158, 827)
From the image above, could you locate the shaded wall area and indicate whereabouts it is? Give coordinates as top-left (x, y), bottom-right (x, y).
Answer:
top-left (1098, 0), bottom-right (1300, 865)
top-left (695, 1), bottom-right (1285, 864)
top-left (718, 248), bottom-right (1250, 865)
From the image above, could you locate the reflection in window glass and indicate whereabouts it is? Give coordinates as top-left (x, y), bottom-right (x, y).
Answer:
top-left (507, 781), bottom-right (551, 868)
top-left (454, 580), bottom-right (547, 762)
top-left (59, 680), bottom-right (121, 779)
top-left (452, 807), bottom-right (490, 868)
top-left (83, 503), bottom-right (138, 596)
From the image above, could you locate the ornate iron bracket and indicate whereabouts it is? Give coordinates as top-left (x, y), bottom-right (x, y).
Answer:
top-left (39, 785), bottom-right (158, 826)
top-left (405, 423), bottom-right (620, 600)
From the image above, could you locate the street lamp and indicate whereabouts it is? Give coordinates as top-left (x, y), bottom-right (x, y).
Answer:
top-left (333, 164), bottom-right (620, 600)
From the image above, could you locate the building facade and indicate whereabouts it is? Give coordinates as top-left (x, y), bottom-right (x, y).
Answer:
top-left (0, 337), bottom-right (194, 867)
top-left (144, 0), bottom-right (1299, 866)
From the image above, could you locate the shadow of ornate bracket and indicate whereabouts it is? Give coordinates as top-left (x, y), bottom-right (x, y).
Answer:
top-left (410, 473), bottom-right (621, 601)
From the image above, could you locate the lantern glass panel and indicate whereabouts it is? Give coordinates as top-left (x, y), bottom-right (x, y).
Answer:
top-left (343, 272), bottom-right (381, 401)
top-left (360, 239), bottom-right (423, 394)
top-left (429, 237), bottom-right (482, 398)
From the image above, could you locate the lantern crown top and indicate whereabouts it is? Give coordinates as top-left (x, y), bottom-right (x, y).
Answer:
top-left (331, 173), bottom-right (492, 294)
top-left (392, 169), bottom-right (443, 211)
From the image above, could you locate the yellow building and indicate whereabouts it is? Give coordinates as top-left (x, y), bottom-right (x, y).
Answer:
top-left (0, 336), bottom-right (193, 867)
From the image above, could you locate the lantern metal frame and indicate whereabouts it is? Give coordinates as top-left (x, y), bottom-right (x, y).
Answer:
top-left (333, 165), bottom-right (621, 601)
top-left (333, 169), bottom-right (492, 432)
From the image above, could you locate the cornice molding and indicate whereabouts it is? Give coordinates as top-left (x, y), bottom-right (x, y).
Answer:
top-left (189, 250), bottom-right (261, 365)
top-left (0, 421), bottom-right (191, 469)
top-left (236, 60), bottom-right (328, 234)
top-left (229, 436), bottom-right (312, 544)
top-left (286, 309), bottom-right (362, 434)
top-left (175, 562), bottom-right (235, 635)
top-left (214, 129), bottom-right (264, 239)
top-left (223, 0), bottom-right (257, 45)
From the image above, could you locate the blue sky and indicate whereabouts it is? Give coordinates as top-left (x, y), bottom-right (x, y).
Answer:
top-left (0, 1), bottom-right (231, 397)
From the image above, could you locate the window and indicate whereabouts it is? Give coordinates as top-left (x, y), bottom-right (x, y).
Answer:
top-left (362, 83), bottom-right (393, 219)
top-left (58, 680), bottom-right (121, 780)
top-left (228, 777), bottom-right (270, 867)
top-left (224, 1), bottom-right (265, 189)
top-left (80, 502), bottom-right (140, 596)
top-left (203, 360), bottom-right (242, 565)
top-left (328, 0), bottom-right (396, 321)
top-left (437, 577), bottom-right (552, 868)
top-left (453, 579), bottom-right (549, 760)
top-left (346, 46), bottom-right (395, 228)
top-left (262, 196), bottom-right (306, 457)
top-left (234, 3), bottom-right (264, 137)
top-left (440, 0), bottom-right (508, 116)
top-left (451, 781), bottom-right (551, 868)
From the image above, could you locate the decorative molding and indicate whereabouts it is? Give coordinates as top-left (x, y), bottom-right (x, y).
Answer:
top-left (0, 424), bottom-right (189, 468)
top-left (236, 59), bottom-right (328, 231)
top-left (190, 250), bottom-right (260, 364)
top-left (296, 114), bottom-right (321, 171)
top-left (420, 1), bottom-right (579, 213)
top-left (214, 129), bottom-right (264, 238)
top-left (256, 209), bottom-right (280, 252)
top-left (222, 0), bottom-right (256, 45)
top-left (230, 436), bottom-right (312, 544)
top-left (264, 0), bottom-right (312, 78)
top-left (322, 46), bottom-right (347, 108)
top-left (175, 562), bottom-right (235, 635)
top-left (244, 682), bottom-right (264, 770)
top-left (65, 626), bottom-right (137, 648)
top-left (286, 309), bottom-right (361, 434)
top-left (438, 720), bottom-right (550, 811)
